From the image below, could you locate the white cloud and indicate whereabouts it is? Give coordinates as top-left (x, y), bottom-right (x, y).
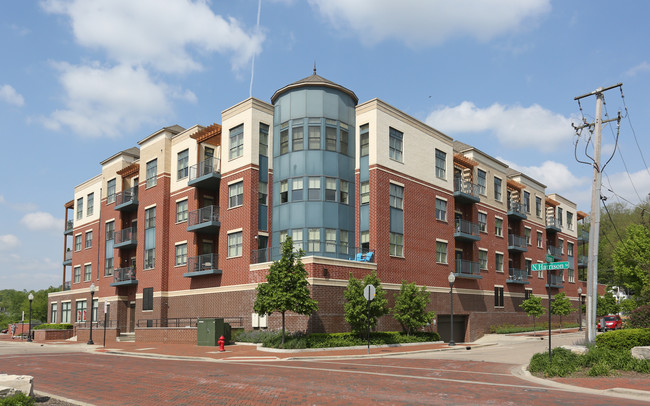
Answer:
top-left (0, 84), bottom-right (25, 107)
top-left (0, 234), bottom-right (21, 251)
top-left (426, 101), bottom-right (575, 152)
top-left (42, 0), bottom-right (264, 73)
top-left (625, 62), bottom-right (650, 77)
top-left (20, 211), bottom-right (63, 232)
top-left (603, 169), bottom-right (650, 205)
top-left (309, 0), bottom-right (550, 46)
top-left (43, 62), bottom-right (173, 138)
top-left (500, 158), bottom-right (590, 194)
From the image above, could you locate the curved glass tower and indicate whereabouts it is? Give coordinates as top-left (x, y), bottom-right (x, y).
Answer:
top-left (271, 72), bottom-right (358, 259)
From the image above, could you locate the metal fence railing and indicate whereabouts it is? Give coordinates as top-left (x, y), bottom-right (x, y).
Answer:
top-left (136, 316), bottom-right (243, 328)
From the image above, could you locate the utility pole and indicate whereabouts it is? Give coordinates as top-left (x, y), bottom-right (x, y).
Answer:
top-left (573, 83), bottom-right (621, 343)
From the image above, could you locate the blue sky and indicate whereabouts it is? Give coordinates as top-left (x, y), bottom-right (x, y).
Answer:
top-left (1, 0), bottom-right (649, 291)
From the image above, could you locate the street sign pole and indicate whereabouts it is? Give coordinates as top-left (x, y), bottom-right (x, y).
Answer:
top-left (546, 256), bottom-right (554, 364)
top-left (363, 284), bottom-right (376, 354)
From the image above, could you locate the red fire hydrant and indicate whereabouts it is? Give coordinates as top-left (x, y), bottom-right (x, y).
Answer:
top-left (218, 335), bottom-right (225, 352)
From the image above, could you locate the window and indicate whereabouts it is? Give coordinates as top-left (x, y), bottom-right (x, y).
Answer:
top-left (340, 124), bottom-right (349, 155)
top-left (496, 253), bottom-right (504, 272)
top-left (390, 232), bottom-right (404, 256)
top-left (280, 180), bottom-right (288, 203)
top-left (478, 212), bottom-right (487, 233)
top-left (494, 177), bottom-right (502, 201)
top-left (479, 250), bottom-right (488, 270)
top-left (308, 177), bottom-right (321, 200)
top-left (144, 207), bottom-right (156, 269)
top-left (84, 264), bottom-right (91, 281)
top-left (177, 149), bottom-right (189, 180)
top-left (525, 289), bottom-right (532, 301)
top-left (292, 229), bottom-right (303, 251)
top-left (61, 302), bottom-right (71, 323)
top-left (75, 234), bottom-right (82, 251)
top-left (280, 230), bottom-right (288, 244)
top-left (569, 268), bottom-right (575, 283)
top-left (477, 170), bottom-right (487, 195)
top-left (228, 231), bottom-right (243, 257)
top-left (525, 228), bottom-right (531, 245)
top-left (50, 303), bottom-right (57, 324)
top-left (308, 122), bottom-right (320, 149)
top-left (146, 159), bottom-right (157, 188)
top-left (567, 211), bottom-right (573, 230)
top-left (76, 300), bottom-right (87, 322)
top-left (361, 231), bottom-right (370, 251)
top-left (259, 182), bottom-right (268, 205)
top-left (292, 178), bottom-right (304, 201)
top-left (536, 197), bottom-right (542, 217)
top-left (229, 181), bottom-right (244, 208)
top-left (87, 193), bottom-right (94, 216)
top-left (259, 123), bottom-right (269, 157)
top-left (537, 262), bottom-right (544, 278)
top-left (326, 126), bottom-right (337, 151)
top-left (436, 241), bottom-right (447, 263)
top-left (74, 266), bottom-right (81, 283)
top-left (537, 231), bottom-right (543, 248)
top-left (85, 231), bottom-right (92, 249)
top-left (559, 238), bottom-right (564, 254)
top-left (205, 146), bottom-right (214, 160)
top-left (435, 149), bottom-right (446, 179)
top-left (494, 286), bottom-right (504, 307)
top-left (308, 228), bottom-right (320, 252)
top-left (175, 243), bottom-right (187, 266)
top-left (389, 127), bottom-right (403, 162)
top-left (526, 259), bottom-right (532, 277)
top-left (292, 121), bottom-right (304, 151)
top-left (145, 207), bottom-right (156, 229)
top-left (229, 124), bottom-right (244, 160)
top-left (76, 197), bottom-right (83, 220)
top-left (105, 221), bottom-right (114, 276)
top-left (389, 184), bottom-right (404, 209)
top-left (435, 199), bottom-right (447, 221)
top-left (495, 218), bottom-right (503, 237)
top-left (360, 182), bottom-right (370, 205)
top-left (325, 178), bottom-right (337, 201)
top-left (523, 191), bottom-right (530, 213)
top-left (340, 180), bottom-right (349, 204)
top-left (325, 229), bottom-right (336, 252)
top-left (568, 242), bottom-right (574, 257)
top-left (107, 178), bottom-right (116, 204)
top-left (340, 231), bottom-right (349, 254)
top-left (143, 288), bottom-right (153, 311)
top-left (360, 124), bottom-right (369, 157)
top-left (176, 200), bottom-right (188, 223)
top-left (280, 122), bottom-right (289, 154)
top-left (92, 299), bottom-right (98, 323)
top-left (558, 207), bottom-right (564, 226)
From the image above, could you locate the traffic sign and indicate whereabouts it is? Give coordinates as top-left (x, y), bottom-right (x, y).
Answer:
top-left (545, 254), bottom-right (554, 263)
top-left (364, 284), bottom-right (376, 301)
top-left (531, 261), bottom-right (570, 271)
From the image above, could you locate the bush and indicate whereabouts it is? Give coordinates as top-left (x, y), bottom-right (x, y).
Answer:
top-left (32, 323), bottom-right (73, 330)
top-left (529, 347), bottom-right (581, 377)
top-left (628, 304), bottom-right (650, 328)
top-left (0, 392), bottom-right (34, 406)
top-left (594, 328), bottom-right (650, 351)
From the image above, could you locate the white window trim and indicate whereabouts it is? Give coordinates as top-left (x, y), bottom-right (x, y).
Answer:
top-left (176, 197), bottom-right (189, 203)
top-left (389, 180), bottom-right (405, 188)
top-left (228, 228), bottom-right (243, 234)
top-left (144, 203), bottom-right (157, 210)
top-left (228, 177), bottom-right (245, 186)
top-left (495, 252), bottom-right (504, 273)
top-left (437, 196), bottom-right (448, 202)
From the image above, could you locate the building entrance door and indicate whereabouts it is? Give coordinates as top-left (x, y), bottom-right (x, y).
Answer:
top-left (129, 302), bottom-right (135, 332)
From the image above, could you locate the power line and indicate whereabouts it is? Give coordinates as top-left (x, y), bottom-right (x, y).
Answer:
top-left (620, 86), bottom-right (650, 178)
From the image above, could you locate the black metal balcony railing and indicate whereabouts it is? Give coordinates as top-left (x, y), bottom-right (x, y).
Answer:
top-left (455, 259), bottom-right (481, 279)
top-left (185, 253), bottom-right (221, 277)
top-left (251, 245), bottom-right (372, 264)
top-left (454, 219), bottom-right (481, 241)
top-left (507, 268), bottom-right (529, 284)
top-left (546, 271), bottom-right (564, 288)
top-left (114, 226), bottom-right (137, 248)
top-left (507, 234), bottom-right (527, 251)
top-left (578, 229), bottom-right (589, 243)
top-left (188, 157), bottom-right (222, 189)
top-left (578, 255), bottom-right (588, 267)
top-left (187, 205), bottom-right (220, 231)
top-left (114, 186), bottom-right (138, 210)
top-left (547, 245), bottom-right (562, 259)
top-left (453, 178), bottom-right (480, 203)
top-left (507, 200), bottom-right (527, 220)
top-left (64, 220), bottom-right (74, 234)
top-left (113, 266), bottom-right (136, 284)
top-left (546, 216), bottom-right (561, 232)
top-left (63, 281), bottom-right (71, 291)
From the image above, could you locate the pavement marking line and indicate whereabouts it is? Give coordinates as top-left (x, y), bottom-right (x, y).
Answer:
top-left (135, 347), bottom-right (157, 351)
top-left (305, 360), bottom-right (513, 377)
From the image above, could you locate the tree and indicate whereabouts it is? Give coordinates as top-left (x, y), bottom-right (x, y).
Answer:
top-left (596, 292), bottom-right (620, 317)
top-left (520, 295), bottom-right (545, 336)
top-left (344, 270), bottom-right (388, 335)
top-left (620, 298), bottom-right (637, 315)
top-left (550, 292), bottom-right (573, 332)
top-left (253, 237), bottom-right (318, 345)
top-left (392, 281), bottom-right (435, 335)
top-left (612, 224), bottom-right (650, 303)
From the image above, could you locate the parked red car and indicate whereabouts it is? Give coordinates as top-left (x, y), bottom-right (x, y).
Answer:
top-left (597, 315), bottom-right (623, 331)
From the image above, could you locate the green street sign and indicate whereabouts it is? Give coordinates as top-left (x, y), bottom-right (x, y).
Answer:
top-left (531, 261), bottom-right (570, 272)
top-left (545, 254), bottom-right (554, 263)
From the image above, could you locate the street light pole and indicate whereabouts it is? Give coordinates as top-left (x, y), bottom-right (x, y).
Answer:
top-left (27, 293), bottom-right (34, 342)
top-left (578, 287), bottom-right (583, 332)
top-left (448, 272), bottom-right (456, 347)
top-left (87, 283), bottom-right (95, 345)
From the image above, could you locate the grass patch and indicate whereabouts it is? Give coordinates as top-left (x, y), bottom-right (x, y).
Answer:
top-left (490, 323), bottom-right (579, 334)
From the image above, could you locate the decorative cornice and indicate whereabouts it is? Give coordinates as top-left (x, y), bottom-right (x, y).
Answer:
top-left (117, 163), bottom-right (140, 178)
top-left (453, 153), bottom-right (479, 168)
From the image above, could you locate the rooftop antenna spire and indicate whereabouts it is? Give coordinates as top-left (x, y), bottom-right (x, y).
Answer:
top-left (313, 61), bottom-right (317, 75)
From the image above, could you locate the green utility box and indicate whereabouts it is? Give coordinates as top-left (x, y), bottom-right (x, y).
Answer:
top-left (197, 318), bottom-right (231, 346)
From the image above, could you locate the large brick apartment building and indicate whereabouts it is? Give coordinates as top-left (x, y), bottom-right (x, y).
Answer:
top-left (48, 73), bottom-right (592, 343)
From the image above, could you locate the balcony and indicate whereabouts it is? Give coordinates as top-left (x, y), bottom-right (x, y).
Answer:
top-left (188, 157), bottom-right (221, 189)
top-left (546, 216), bottom-right (561, 233)
top-left (63, 281), bottom-right (71, 291)
top-left (63, 250), bottom-right (72, 266)
top-left (578, 229), bottom-right (589, 244)
top-left (64, 220), bottom-right (73, 235)
top-left (507, 234), bottom-right (528, 253)
top-left (453, 178), bottom-right (480, 204)
top-left (547, 245), bottom-right (562, 261)
top-left (507, 200), bottom-right (527, 221)
top-left (114, 227), bottom-right (137, 249)
top-left (110, 266), bottom-right (137, 287)
top-left (184, 253), bottom-right (222, 278)
top-left (454, 219), bottom-right (481, 242)
top-left (114, 186), bottom-right (138, 211)
top-left (454, 259), bottom-right (482, 279)
top-left (545, 271), bottom-right (564, 288)
top-left (187, 205), bottom-right (220, 233)
top-left (507, 268), bottom-right (529, 284)
top-left (578, 255), bottom-right (588, 267)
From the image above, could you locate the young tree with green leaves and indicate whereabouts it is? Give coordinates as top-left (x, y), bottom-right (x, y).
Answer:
top-left (596, 292), bottom-right (620, 317)
top-left (550, 292), bottom-right (573, 332)
top-left (344, 270), bottom-right (388, 335)
top-left (253, 237), bottom-right (318, 345)
top-left (520, 295), bottom-right (545, 336)
top-left (392, 281), bottom-right (435, 335)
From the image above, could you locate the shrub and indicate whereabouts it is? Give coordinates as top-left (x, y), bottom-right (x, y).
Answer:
top-left (588, 361), bottom-right (611, 376)
top-left (32, 323), bottom-right (73, 330)
top-left (628, 304), bottom-right (650, 328)
top-left (528, 347), bottom-right (581, 377)
top-left (595, 328), bottom-right (650, 351)
top-left (0, 392), bottom-right (34, 406)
